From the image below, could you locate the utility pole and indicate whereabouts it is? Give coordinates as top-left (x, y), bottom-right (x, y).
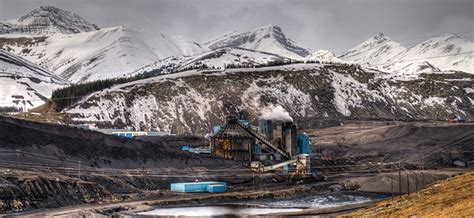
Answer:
top-left (421, 164), bottom-right (424, 189)
top-left (415, 170), bottom-right (418, 192)
top-left (391, 163), bottom-right (394, 199)
top-left (398, 161), bottom-right (402, 196)
top-left (406, 171), bottom-right (410, 196)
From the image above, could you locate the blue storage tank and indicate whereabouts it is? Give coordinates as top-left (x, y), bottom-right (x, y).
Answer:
top-left (297, 133), bottom-right (311, 154)
top-left (170, 182), bottom-right (227, 193)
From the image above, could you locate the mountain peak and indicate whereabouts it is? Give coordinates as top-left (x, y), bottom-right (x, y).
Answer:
top-left (255, 24), bottom-right (282, 32)
top-left (372, 32), bottom-right (386, 40)
top-left (339, 32), bottom-right (406, 65)
top-left (366, 32), bottom-right (391, 44)
top-left (205, 24), bottom-right (309, 58)
top-left (1, 6), bottom-right (99, 35)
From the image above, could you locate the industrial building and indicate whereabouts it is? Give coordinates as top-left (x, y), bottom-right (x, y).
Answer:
top-left (210, 116), bottom-right (312, 174)
top-left (97, 129), bottom-right (173, 138)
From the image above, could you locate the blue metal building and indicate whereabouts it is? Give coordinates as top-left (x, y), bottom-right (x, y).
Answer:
top-left (170, 181), bottom-right (227, 193)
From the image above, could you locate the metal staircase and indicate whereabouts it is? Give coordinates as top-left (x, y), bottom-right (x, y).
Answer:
top-left (237, 123), bottom-right (290, 159)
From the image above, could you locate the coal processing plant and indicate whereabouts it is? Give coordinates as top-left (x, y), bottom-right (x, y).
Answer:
top-left (168, 114), bottom-right (316, 193)
top-left (209, 116), bottom-right (313, 176)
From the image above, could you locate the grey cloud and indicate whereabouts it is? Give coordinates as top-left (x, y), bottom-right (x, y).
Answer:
top-left (0, 0), bottom-right (472, 53)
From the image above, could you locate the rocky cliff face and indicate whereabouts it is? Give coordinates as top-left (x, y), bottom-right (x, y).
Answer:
top-left (0, 6), bottom-right (99, 35)
top-left (65, 63), bottom-right (473, 134)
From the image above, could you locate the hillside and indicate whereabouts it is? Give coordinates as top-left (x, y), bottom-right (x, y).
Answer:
top-left (148, 33), bottom-right (207, 59)
top-left (346, 172), bottom-right (474, 217)
top-left (64, 63), bottom-right (473, 134)
top-left (0, 116), bottom-right (237, 169)
top-left (0, 49), bottom-right (68, 110)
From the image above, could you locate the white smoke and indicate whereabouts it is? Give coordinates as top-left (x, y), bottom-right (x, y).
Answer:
top-left (260, 105), bottom-right (293, 122)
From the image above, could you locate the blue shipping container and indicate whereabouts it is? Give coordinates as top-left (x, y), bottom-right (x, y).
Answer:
top-left (170, 182), bottom-right (227, 193)
top-left (112, 133), bottom-right (134, 138)
top-left (206, 184), bottom-right (227, 193)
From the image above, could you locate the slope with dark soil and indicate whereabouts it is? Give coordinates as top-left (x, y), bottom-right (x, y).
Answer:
top-left (308, 121), bottom-right (474, 170)
top-left (0, 116), bottom-right (246, 213)
top-left (0, 116), bottom-right (239, 169)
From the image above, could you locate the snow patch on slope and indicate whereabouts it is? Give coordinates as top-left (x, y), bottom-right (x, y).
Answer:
top-left (148, 34), bottom-right (207, 59)
top-left (0, 49), bottom-right (68, 109)
top-left (306, 50), bottom-right (342, 63)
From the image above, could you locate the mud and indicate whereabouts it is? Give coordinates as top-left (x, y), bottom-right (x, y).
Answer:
top-left (307, 121), bottom-right (474, 168)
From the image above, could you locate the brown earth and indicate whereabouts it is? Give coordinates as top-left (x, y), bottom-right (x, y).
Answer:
top-left (344, 172), bottom-right (474, 217)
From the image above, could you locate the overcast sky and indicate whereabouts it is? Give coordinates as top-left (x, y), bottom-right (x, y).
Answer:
top-left (0, 0), bottom-right (472, 53)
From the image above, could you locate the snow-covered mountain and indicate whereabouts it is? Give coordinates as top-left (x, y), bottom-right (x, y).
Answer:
top-left (0, 49), bottom-right (68, 110)
top-left (0, 6), bottom-right (99, 35)
top-left (176, 47), bottom-right (290, 69)
top-left (305, 50), bottom-right (342, 63)
top-left (1, 25), bottom-right (158, 83)
top-left (389, 34), bottom-right (474, 73)
top-left (0, 6), bottom-right (161, 83)
top-left (339, 32), bottom-right (406, 66)
top-left (133, 47), bottom-right (292, 75)
top-left (148, 33), bottom-right (207, 59)
top-left (205, 25), bottom-right (310, 59)
top-left (340, 32), bottom-right (474, 74)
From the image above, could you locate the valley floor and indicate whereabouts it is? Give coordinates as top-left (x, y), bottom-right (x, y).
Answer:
top-left (0, 117), bottom-right (472, 216)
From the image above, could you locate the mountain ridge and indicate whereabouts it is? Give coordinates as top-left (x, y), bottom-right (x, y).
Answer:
top-left (340, 32), bottom-right (474, 74)
top-left (205, 24), bottom-right (310, 59)
top-left (0, 6), bottom-right (99, 35)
